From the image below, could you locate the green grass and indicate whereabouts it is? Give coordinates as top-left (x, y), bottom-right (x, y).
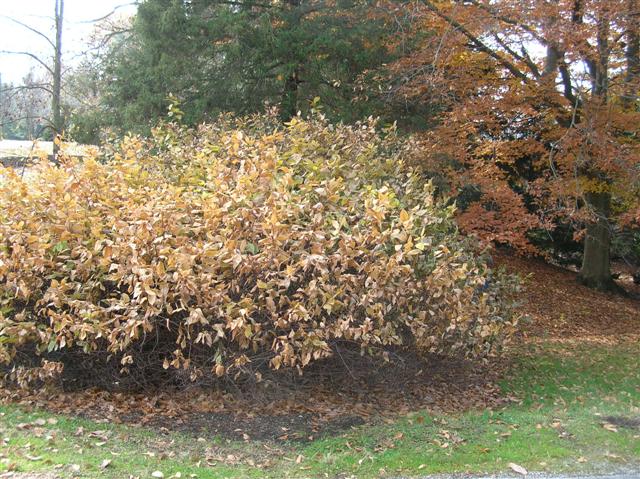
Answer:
top-left (298, 342), bottom-right (640, 478)
top-left (2, 342), bottom-right (639, 478)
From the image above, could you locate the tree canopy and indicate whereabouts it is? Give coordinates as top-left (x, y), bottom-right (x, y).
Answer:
top-left (386, 0), bottom-right (640, 290)
top-left (93, 0), bottom-right (403, 134)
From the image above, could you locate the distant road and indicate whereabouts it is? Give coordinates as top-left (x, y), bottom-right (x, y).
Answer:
top-left (0, 139), bottom-right (54, 158)
top-left (0, 140), bottom-right (94, 163)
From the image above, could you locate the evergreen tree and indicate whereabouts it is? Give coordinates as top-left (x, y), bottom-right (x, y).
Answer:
top-left (98, 0), bottom-right (401, 132)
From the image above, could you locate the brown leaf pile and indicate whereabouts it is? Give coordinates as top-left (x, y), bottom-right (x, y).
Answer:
top-left (0, 351), bottom-right (506, 440)
top-left (495, 251), bottom-right (640, 343)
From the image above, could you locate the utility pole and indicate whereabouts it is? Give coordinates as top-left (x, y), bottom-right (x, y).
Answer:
top-left (52, 0), bottom-right (64, 160)
top-left (0, 72), bottom-right (3, 139)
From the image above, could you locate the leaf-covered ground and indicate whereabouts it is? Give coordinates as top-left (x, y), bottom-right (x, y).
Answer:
top-left (495, 251), bottom-right (640, 342)
top-left (1, 253), bottom-right (639, 478)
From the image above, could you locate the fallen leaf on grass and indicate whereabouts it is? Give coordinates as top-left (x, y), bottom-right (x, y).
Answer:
top-left (602, 423), bottom-right (618, 433)
top-left (508, 462), bottom-right (527, 475)
top-left (89, 430), bottom-right (111, 441)
top-left (152, 471), bottom-right (165, 478)
top-left (100, 459), bottom-right (112, 469)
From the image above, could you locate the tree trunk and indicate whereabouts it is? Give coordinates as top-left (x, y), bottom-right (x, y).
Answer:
top-left (623, 0), bottom-right (639, 109)
top-left (52, 0), bottom-right (64, 161)
top-left (280, 0), bottom-right (300, 122)
top-left (281, 68), bottom-right (299, 122)
top-left (578, 191), bottom-right (616, 291)
top-left (577, 12), bottom-right (618, 292)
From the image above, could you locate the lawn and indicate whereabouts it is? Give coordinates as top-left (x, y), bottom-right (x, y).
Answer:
top-left (1, 341), bottom-right (638, 478)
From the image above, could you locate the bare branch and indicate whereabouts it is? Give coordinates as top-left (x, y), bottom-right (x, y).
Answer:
top-left (492, 32), bottom-right (541, 78)
top-left (77, 2), bottom-right (138, 23)
top-left (0, 84), bottom-right (53, 95)
top-left (421, 0), bottom-right (529, 82)
top-left (0, 50), bottom-right (54, 75)
top-left (0, 15), bottom-right (56, 50)
top-left (0, 115), bottom-right (52, 129)
top-left (519, 45), bottom-right (539, 75)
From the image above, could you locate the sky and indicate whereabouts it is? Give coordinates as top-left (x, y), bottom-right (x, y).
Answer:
top-left (0, 0), bottom-right (138, 84)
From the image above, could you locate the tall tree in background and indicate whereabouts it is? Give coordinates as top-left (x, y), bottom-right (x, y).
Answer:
top-left (60, 7), bottom-right (135, 144)
top-left (96, 0), bottom-right (402, 132)
top-left (0, 71), bottom-right (51, 140)
top-left (389, 0), bottom-right (640, 290)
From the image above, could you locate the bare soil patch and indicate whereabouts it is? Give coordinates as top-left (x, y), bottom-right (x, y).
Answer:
top-left (604, 416), bottom-right (640, 430)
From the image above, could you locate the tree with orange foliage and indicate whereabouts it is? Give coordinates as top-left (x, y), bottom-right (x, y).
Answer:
top-left (389, 0), bottom-right (640, 290)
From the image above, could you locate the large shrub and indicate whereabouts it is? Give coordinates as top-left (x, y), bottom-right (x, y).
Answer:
top-left (0, 115), bottom-right (518, 386)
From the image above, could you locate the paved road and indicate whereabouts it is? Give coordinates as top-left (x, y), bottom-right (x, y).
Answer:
top-left (2, 473), bottom-right (639, 479)
top-left (402, 474), bottom-right (640, 479)
top-left (0, 474), bottom-right (59, 479)
top-left (0, 140), bottom-right (94, 165)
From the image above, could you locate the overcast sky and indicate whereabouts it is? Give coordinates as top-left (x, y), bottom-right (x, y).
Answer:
top-left (0, 0), bottom-right (138, 84)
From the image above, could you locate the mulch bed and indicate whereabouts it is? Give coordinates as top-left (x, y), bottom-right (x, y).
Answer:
top-left (604, 416), bottom-right (640, 431)
top-left (1, 351), bottom-right (506, 441)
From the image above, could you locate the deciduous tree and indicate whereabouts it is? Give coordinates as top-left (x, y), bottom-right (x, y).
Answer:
top-left (0, 70), bottom-right (51, 140)
top-left (390, 0), bottom-right (640, 290)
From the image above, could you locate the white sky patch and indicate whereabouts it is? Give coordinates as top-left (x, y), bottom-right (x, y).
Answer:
top-left (0, 0), bottom-right (138, 84)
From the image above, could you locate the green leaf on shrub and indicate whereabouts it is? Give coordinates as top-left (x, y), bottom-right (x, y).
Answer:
top-left (51, 241), bottom-right (69, 255)
top-left (245, 242), bottom-right (259, 254)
